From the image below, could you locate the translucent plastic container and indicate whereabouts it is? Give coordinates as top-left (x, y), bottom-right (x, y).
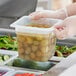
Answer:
top-left (10, 16), bottom-right (62, 62)
top-left (0, 67), bottom-right (14, 76)
top-left (0, 49), bottom-right (18, 65)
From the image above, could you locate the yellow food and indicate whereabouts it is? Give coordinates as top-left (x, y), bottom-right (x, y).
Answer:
top-left (25, 47), bottom-right (31, 54)
top-left (36, 51), bottom-right (42, 57)
top-left (26, 36), bottom-right (33, 44)
top-left (25, 55), bottom-right (30, 60)
top-left (33, 41), bottom-right (39, 46)
top-left (27, 24), bottom-right (51, 28)
top-left (16, 24), bottom-right (56, 61)
top-left (31, 45), bottom-right (38, 52)
top-left (30, 53), bottom-right (36, 59)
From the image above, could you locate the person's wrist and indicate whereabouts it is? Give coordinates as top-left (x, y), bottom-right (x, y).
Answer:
top-left (56, 8), bottom-right (68, 20)
top-left (63, 8), bottom-right (68, 18)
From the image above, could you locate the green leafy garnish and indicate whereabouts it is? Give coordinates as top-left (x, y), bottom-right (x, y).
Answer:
top-left (0, 36), bottom-right (18, 51)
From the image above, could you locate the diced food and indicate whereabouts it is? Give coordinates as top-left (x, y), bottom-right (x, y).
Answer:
top-left (15, 73), bottom-right (42, 76)
top-left (0, 36), bottom-right (17, 51)
top-left (17, 24), bottom-right (56, 61)
top-left (55, 45), bottom-right (76, 57)
top-left (3, 55), bottom-right (10, 61)
top-left (0, 54), bottom-right (10, 63)
top-left (17, 31), bottom-right (56, 61)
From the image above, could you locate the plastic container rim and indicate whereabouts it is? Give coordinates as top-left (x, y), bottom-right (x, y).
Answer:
top-left (10, 16), bottom-right (62, 34)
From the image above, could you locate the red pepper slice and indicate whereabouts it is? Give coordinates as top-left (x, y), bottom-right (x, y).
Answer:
top-left (29, 73), bottom-right (35, 76)
top-left (15, 74), bottom-right (22, 76)
top-left (22, 73), bottom-right (30, 76)
top-left (15, 73), bottom-right (36, 76)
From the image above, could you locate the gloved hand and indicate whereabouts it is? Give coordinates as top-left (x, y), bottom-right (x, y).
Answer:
top-left (29, 9), bottom-right (67, 20)
top-left (53, 16), bottom-right (76, 39)
top-left (29, 10), bottom-right (76, 40)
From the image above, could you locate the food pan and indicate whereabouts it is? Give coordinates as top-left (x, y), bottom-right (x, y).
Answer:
top-left (0, 66), bottom-right (14, 76)
top-left (0, 49), bottom-right (18, 65)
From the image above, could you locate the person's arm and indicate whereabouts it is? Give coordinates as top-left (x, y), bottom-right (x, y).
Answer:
top-left (56, 3), bottom-right (76, 19)
top-left (30, 3), bottom-right (76, 20)
top-left (66, 3), bottom-right (76, 16)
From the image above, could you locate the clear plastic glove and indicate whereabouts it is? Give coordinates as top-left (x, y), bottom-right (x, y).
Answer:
top-left (29, 10), bottom-right (66, 20)
top-left (53, 16), bottom-right (76, 40)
